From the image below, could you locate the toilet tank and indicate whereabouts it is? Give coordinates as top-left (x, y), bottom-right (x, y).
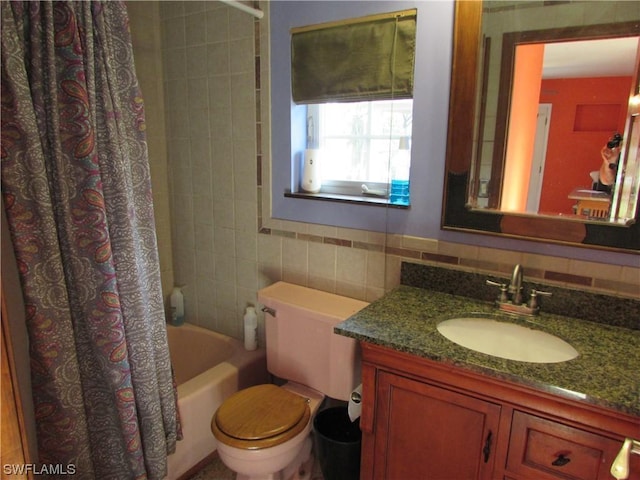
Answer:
top-left (258, 282), bottom-right (369, 402)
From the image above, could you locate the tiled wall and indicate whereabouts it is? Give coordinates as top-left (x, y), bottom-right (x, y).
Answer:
top-left (127, 2), bottom-right (174, 299)
top-left (129, 1), bottom-right (639, 344)
top-left (155, 1), bottom-right (259, 339)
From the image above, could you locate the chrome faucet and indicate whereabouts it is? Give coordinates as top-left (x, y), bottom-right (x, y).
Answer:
top-left (508, 264), bottom-right (523, 305)
top-left (486, 264), bottom-right (551, 316)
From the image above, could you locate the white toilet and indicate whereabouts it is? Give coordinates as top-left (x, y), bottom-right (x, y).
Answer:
top-left (211, 282), bottom-right (368, 480)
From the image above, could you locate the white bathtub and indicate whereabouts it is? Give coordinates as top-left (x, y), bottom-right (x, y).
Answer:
top-left (165, 323), bottom-right (268, 479)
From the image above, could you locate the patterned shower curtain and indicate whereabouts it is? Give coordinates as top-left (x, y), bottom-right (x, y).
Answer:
top-left (1, 2), bottom-right (179, 478)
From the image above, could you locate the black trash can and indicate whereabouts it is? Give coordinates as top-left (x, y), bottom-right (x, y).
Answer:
top-left (313, 406), bottom-right (361, 480)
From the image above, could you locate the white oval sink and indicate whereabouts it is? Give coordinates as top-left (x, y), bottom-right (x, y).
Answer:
top-left (437, 317), bottom-right (578, 363)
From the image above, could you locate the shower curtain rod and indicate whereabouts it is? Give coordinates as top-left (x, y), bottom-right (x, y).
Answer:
top-left (219, 0), bottom-right (264, 19)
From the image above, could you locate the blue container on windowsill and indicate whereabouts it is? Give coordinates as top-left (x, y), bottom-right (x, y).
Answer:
top-left (389, 180), bottom-right (410, 206)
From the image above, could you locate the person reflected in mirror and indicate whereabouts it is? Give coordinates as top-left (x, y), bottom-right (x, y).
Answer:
top-left (595, 133), bottom-right (622, 194)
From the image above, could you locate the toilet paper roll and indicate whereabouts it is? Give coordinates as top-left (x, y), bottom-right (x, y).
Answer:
top-left (348, 384), bottom-right (362, 422)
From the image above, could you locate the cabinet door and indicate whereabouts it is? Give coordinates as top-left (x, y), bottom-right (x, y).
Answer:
top-left (507, 410), bottom-right (640, 480)
top-left (372, 371), bottom-right (501, 480)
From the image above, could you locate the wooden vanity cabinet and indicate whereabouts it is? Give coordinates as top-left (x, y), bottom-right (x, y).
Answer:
top-left (373, 370), bottom-right (500, 479)
top-left (359, 343), bottom-right (640, 480)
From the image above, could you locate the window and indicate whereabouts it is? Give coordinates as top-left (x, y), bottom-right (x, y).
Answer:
top-left (307, 99), bottom-right (412, 202)
top-left (290, 9), bottom-right (417, 206)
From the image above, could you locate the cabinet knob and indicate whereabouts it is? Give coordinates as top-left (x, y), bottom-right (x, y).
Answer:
top-left (551, 454), bottom-right (571, 467)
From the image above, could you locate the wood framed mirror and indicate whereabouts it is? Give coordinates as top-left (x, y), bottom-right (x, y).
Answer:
top-left (442, 1), bottom-right (640, 252)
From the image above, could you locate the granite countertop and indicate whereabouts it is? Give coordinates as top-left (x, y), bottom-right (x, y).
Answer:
top-left (335, 285), bottom-right (640, 417)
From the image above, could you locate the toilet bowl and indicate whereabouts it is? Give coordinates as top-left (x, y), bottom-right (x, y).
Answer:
top-left (212, 383), bottom-right (324, 480)
top-left (211, 282), bottom-right (368, 480)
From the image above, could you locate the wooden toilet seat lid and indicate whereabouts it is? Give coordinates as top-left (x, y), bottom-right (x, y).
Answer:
top-left (215, 384), bottom-right (309, 441)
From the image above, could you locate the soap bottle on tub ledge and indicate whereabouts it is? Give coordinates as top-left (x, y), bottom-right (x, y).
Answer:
top-left (170, 286), bottom-right (185, 326)
top-left (244, 306), bottom-right (258, 351)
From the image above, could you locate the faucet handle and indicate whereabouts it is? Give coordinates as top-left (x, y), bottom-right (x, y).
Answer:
top-left (486, 280), bottom-right (508, 303)
top-left (527, 289), bottom-right (552, 310)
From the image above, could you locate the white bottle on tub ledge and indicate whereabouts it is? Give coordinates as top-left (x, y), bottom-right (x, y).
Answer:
top-left (244, 306), bottom-right (258, 351)
top-left (170, 286), bottom-right (185, 326)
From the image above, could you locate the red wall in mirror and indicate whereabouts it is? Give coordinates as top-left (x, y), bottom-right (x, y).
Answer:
top-left (538, 76), bottom-right (630, 214)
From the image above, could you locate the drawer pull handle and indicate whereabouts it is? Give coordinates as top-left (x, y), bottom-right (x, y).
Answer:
top-left (483, 430), bottom-right (493, 463)
top-left (552, 454), bottom-right (571, 467)
top-left (611, 438), bottom-right (640, 480)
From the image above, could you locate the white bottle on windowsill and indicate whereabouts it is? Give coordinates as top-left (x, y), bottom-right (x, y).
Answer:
top-left (301, 148), bottom-right (322, 193)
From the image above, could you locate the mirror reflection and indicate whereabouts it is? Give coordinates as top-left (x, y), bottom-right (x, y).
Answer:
top-left (470, 1), bottom-right (640, 225)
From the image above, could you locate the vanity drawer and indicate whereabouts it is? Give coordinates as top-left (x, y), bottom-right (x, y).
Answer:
top-left (507, 411), bottom-right (622, 480)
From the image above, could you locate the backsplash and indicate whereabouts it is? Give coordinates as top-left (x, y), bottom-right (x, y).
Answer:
top-left (257, 221), bottom-right (640, 300)
top-left (401, 262), bottom-right (639, 330)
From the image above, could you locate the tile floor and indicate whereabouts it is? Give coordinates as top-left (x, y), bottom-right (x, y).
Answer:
top-left (186, 453), bottom-right (325, 480)
top-left (186, 455), bottom-right (234, 480)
